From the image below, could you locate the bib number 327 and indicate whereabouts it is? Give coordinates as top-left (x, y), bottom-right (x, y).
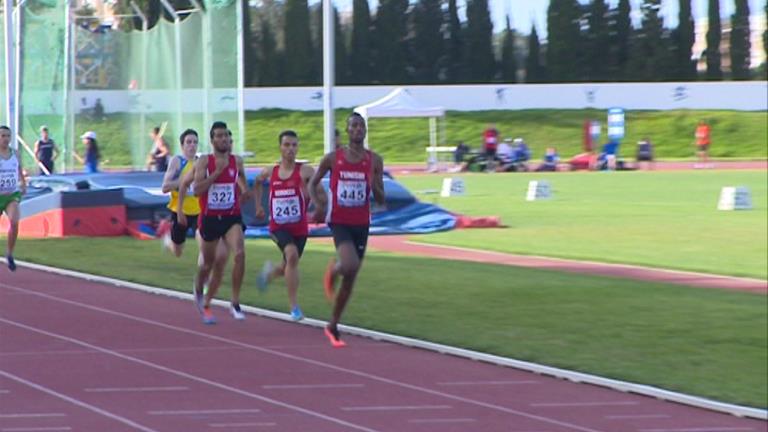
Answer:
top-left (207, 183), bottom-right (235, 210)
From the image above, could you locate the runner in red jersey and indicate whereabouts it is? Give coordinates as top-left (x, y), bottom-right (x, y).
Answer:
top-left (191, 122), bottom-right (251, 324)
top-left (310, 112), bottom-right (385, 347)
top-left (253, 130), bottom-right (321, 321)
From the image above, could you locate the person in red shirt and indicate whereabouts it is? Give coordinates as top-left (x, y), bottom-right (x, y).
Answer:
top-left (483, 123), bottom-right (499, 172)
top-left (253, 130), bottom-right (321, 321)
top-left (694, 120), bottom-right (711, 168)
top-left (191, 121), bottom-right (250, 324)
top-left (310, 112), bottom-right (385, 347)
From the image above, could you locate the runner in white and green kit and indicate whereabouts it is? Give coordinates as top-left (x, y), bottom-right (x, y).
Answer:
top-left (0, 126), bottom-right (26, 272)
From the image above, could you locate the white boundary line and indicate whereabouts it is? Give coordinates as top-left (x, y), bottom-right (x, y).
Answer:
top-left (403, 241), bottom-right (768, 286)
top-left (7, 259), bottom-right (767, 421)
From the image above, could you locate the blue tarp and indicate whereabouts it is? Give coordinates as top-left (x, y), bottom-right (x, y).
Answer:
top-left (27, 170), bottom-right (457, 236)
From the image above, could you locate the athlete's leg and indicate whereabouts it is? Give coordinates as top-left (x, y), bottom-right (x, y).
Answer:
top-left (283, 243), bottom-right (300, 309)
top-left (4, 200), bottom-right (20, 258)
top-left (222, 223), bottom-right (245, 307)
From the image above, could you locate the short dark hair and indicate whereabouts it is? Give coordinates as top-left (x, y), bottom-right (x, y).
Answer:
top-left (179, 129), bottom-right (198, 144)
top-left (210, 121), bottom-right (228, 139)
top-left (0, 126), bottom-right (10, 132)
top-left (152, 126), bottom-right (161, 135)
top-left (278, 129), bottom-right (298, 143)
top-left (347, 112), bottom-right (365, 126)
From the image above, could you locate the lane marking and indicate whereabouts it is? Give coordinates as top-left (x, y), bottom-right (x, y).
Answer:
top-left (1, 428), bottom-right (72, 432)
top-left (437, 380), bottom-right (538, 386)
top-left (0, 370), bottom-right (157, 432)
top-left (407, 418), bottom-right (477, 423)
top-left (639, 428), bottom-right (756, 432)
top-left (0, 414), bottom-right (65, 419)
top-left (342, 405), bottom-right (451, 411)
top-left (148, 409), bottom-right (261, 415)
top-left (0, 318), bottom-right (380, 432)
top-left (208, 423), bottom-right (276, 428)
top-left (604, 414), bottom-right (671, 419)
top-left (85, 387), bottom-right (189, 393)
top-left (531, 401), bottom-right (639, 407)
top-left (262, 384), bottom-right (364, 390)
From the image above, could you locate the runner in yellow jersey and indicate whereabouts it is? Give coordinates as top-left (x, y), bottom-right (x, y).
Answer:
top-left (160, 129), bottom-right (201, 257)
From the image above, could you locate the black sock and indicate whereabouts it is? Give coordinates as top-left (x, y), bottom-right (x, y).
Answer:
top-left (232, 303), bottom-right (241, 312)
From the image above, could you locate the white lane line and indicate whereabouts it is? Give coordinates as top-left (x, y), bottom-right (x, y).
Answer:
top-left (604, 414), bottom-right (671, 420)
top-left (0, 389), bottom-right (10, 394)
top-left (640, 428), bottom-right (756, 432)
top-left (148, 409), bottom-right (261, 415)
top-left (0, 414), bottom-right (65, 418)
top-left (532, 401), bottom-right (639, 407)
top-left (342, 405), bottom-right (451, 412)
top-left (0, 370), bottom-right (157, 432)
top-left (85, 386), bottom-right (189, 393)
top-left (208, 423), bottom-right (276, 428)
top-left (262, 384), bottom-right (364, 390)
top-left (407, 418), bottom-right (477, 424)
top-left (437, 380), bottom-right (538, 386)
top-left (0, 283), bottom-right (610, 432)
top-left (1, 427), bottom-right (72, 432)
top-left (0, 318), bottom-right (379, 432)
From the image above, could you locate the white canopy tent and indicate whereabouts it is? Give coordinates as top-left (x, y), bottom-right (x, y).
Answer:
top-left (354, 88), bottom-right (446, 164)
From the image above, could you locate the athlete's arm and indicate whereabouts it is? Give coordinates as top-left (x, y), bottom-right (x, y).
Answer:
top-left (161, 156), bottom-right (181, 193)
top-left (18, 159), bottom-right (26, 196)
top-left (235, 156), bottom-right (251, 200)
top-left (309, 152), bottom-right (333, 218)
top-left (176, 166), bottom-right (195, 226)
top-left (252, 168), bottom-right (270, 220)
top-left (371, 152), bottom-right (385, 205)
top-left (192, 156), bottom-right (222, 196)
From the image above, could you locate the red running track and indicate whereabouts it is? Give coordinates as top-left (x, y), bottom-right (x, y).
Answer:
top-left (1, 268), bottom-right (766, 432)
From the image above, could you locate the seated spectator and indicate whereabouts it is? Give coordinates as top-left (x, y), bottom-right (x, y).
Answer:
top-left (597, 139), bottom-right (620, 170)
top-left (635, 137), bottom-right (654, 170)
top-left (496, 138), bottom-right (514, 164)
top-left (536, 147), bottom-right (560, 172)
top-left (453, 141), bottom-right (470, 165)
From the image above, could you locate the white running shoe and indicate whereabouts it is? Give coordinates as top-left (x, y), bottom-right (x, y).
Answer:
top-left (230, 305), bottom-right (246, 320)
top-left (257, 260), bottom-right (273, 293)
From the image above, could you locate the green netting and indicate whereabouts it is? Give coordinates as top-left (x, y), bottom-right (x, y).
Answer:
top-left (12, 0), bottom-right (242, 172)
top-left (19, 0), bottom-right (67, 173)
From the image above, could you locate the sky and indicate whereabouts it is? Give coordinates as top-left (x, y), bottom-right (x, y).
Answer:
top-left (324, 0), bottom-right (767, 37)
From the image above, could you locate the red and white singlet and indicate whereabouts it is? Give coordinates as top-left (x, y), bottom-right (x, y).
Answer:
top-left (328, 149), bottom-right (371, 226)
top-left (268, 163), bottom-right (308, 236)
top-left (199, 154), bottom-right (241, 217)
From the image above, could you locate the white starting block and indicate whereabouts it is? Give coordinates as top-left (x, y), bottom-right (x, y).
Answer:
top-left (717, 186), bottom-right (752, 210)
top-left (526, 180), bottom-right (552, 201)
top-left (440, 177), bottom-right (466, 197)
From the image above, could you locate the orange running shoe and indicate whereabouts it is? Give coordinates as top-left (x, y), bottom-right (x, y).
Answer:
top-left (202, 307), bottom-right (217, 325)
top-left (324, 325), bottom-right (346, 348)
top-left (323, 259), bottom-right (337, 303)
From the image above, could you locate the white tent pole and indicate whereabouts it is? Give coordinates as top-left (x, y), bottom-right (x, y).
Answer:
top-left (429, 116), bottom-right (436, 170)
top-left (322, 0), bottom-right (334, 154)
top-left (235, 0), bottom-right (245, 155)
top-left (63, 0), bottom-right (72, 172)
top-left (3, 0), bottom-right (14, 139)
top-left (159, 0), bottom-right (182, 145)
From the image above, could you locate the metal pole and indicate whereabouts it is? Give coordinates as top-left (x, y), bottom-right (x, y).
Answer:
top-left (159, 0), bottom-right (182, 150)
top-left (235, 0), bottom-right (245, 155)
top-left (322, 0), bottom-right (334, 154)
top-left (5, 0), bottom-right (17, 150)
top-left (62, 0), bottom-right (72, 172)
top-left (131, 1), bottom-right (148, 169)
top-left (189, 0), bottom-right (208, 139)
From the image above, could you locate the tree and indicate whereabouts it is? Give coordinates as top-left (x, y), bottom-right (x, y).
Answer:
top-left (411, 0), bottom-right (444, 83)
top-left (627, 0), bottom-right (672, 81)
top-left (705, 0), bottom-right (722, 79)
top-left (282, 0), bottom-right (313, 84)
top-left (334, 8), bottom-right (349, 84)
top-left (674, 0), bottom-right (696, 80)
top-left (256, 17), bottom-right (281, 85)
top-left (465, 0), bottom-right (495, 82)
top-left (524, 24), bottom-right (544, 83)
top-left (546, 0), bottom-right (583, 82)
top-left (586, 0), bottom-right (610, 81)
top-left (349, 0), bottom-right (373, 84)
top-left (730, 0), bottom-right (751, 80)
top-left (372, 0), bottom-right (409, 83)
top-left (610, 0), bottom-right (632, 79)
top-left (499, 15), bottom-right (518, 83)
top-left (311, 5), bottom-right (349, 84)
top-left (444, 0), bottom-right (465, 82)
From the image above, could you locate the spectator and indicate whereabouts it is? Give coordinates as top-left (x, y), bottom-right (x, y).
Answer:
top-left (536, 147), bottom-right (560, 172)
top-left (75, 131), bottom-right (100, 173)
top-left (33, 125), bottom-right (59, 175)
top-left (496, 138), bottom-right (514, 164)
top-left (694, 119), bottom-right (711, 168)
top-left (453, 141), bottom-right (470, 167)
top-left (147, 126), bottom-right (170, 172)
top-left (597, 139), bottom-right (620, 170)
top-left (635, 137), bottom-right (654, 170)
top-left (93, 98), bottom-right (105, 120)
top-left (482, 123), bottom-right (499, 172)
